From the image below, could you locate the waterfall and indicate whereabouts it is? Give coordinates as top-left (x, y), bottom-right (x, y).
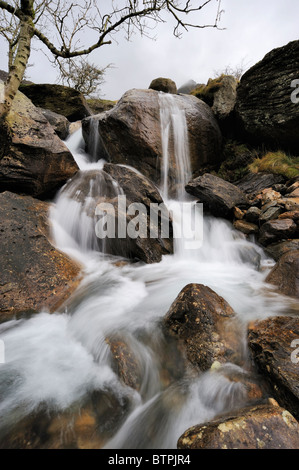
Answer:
top-left (159, 93), bottom-right (191, 200)
top-left (0, 97), bottom-right (295, 450)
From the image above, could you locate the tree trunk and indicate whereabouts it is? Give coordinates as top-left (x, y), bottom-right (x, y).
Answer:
top-left (0, 18), bottom-right (33, 121)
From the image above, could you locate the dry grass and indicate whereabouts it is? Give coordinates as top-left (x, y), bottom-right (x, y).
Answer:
top-left (249, 151), bottom-right (299, 179)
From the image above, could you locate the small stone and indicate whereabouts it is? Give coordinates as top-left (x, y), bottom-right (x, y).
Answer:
top-left (259, 206), bottom-right (282, 223)
top-left (245, 206), bottom-right (261, 223)
top-left (234, 220), bottom-right (259, 235)
top-left (234, 207), bottom-right (245, 220)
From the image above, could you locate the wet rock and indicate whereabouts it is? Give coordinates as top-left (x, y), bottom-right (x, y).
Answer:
top-left (235, 40), bottom-right (299, 154)
top-left (106, 334), bottom-right (142, 391)
top-left (0, 192), bottom-right (81, 323)
top-left (258, 219), bottom-right (297, 246)
top-left (236, 173), bottom-right (286, 195)
top-left (185, 173), bottom-right (248, 219)
top-left (0, 84), bottom-right (78, 199)
top-left (265, 240), bottom-right (299, 261)
top-left (233, 220), bottom-right (259, 235)
top-left (19, 83), bottom-right (91, 121)
top-left (0, 388), bottom-right (131, 449)
top-left (60, 165), bottom-right (173, 263)
top-left (38, 107), bottom-right (70, 140)
top-left (210, 362), bottom-right (265, 404)
top-left (177, 401), bottom-right (299, 449)
top-left (248, 316), bottom-right (299, 419)
top-left (102, 164), bottom-right (173, 263)
top-left (163, 283), bottom-right (242, 371)
top-left (149, 77), bottom-right (177, 94)
top-left (82, 89), bottom-right (222, 185)
top-left (265, 250), bottom-right (299, 297)
top-left (103, 163), bottom-right (164, 208)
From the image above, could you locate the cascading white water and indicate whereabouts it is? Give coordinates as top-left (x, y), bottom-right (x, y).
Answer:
top-left (0, 98), bottom-right (297, 449)
top-left (159, 93), bottom-right (191, 201)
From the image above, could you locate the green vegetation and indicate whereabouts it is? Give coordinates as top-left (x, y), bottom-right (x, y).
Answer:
top-left (190, 75), bottom-right (225, 106)
top-left (214, 140), bottom-right (257, 183)
top-left (249, 151), bottom-right (299, 179)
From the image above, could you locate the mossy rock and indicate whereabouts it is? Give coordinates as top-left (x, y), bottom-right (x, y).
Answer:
top-left (149, 77), bottom-right (177, 94)
top-left (19, 83), bottom-right (91, 121)
top-left (86, 98), bottom-right (117, 114)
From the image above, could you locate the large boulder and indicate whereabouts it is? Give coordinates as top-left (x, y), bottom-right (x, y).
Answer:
top-left (0, 192), bottom-right (81, 323)
top-left (265, 239), bottom-right (299, 261)
top-left (265, 250), bottom-right (299, 297)
top-left (211, 75), bottom-right (238, 121)
top-left (177, 401), bottom-right (299, 449)
top-left (149, 77), bottom-right (177, 94)
top-left (38, 107), bottom-right (70, 140)
top-left (235, 40), bottom-right (299, 154)
top-left (163, 283), bottom-right (242, 371)
top-left (58, 164), bottom-right (173, 263)
top-left (185, 173), bottom-right (248, 218)
top-left (248, 316), bottom-right (299, 419)
top-left (236, 172), bottom-right (286, 196)
top-left (0, 84), bottom-right (78, 199)
top-left (258, 219), bottom-right (297, 246)
top-left (82, 89), bottom-right (222, 185)
top-left (19, 83), bottom-right (91, 121)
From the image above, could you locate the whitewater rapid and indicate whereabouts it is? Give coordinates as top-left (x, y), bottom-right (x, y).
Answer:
top-left (0, 96), bottom-right (296, 448)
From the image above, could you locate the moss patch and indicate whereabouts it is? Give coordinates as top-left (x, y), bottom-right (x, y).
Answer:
top-left (190, 75), bottom-right (225, 106)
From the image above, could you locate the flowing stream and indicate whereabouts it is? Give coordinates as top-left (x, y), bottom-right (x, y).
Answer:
top-left (0, 93), bottom-right (296, 449)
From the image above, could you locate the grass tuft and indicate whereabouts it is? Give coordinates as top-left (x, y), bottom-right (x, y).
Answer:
top-left (249, 151), bottom-right (299, 179)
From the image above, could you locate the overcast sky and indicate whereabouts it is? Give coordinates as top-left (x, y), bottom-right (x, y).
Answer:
top-left (0, 0), bottom-right (299, 100)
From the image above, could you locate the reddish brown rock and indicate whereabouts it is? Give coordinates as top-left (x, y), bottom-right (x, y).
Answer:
top-left (0, 84), bottom-right (78, 198)
top-left (265, 250), bottom-right (299, 297)
top-left (163, 283), bottom-right (242, 371)
top-left (278, 210), bottom-right (299, 221)
top-left (248, 316), bottom-right (299, 419)
top-left (0, 192), bottom-right (81, 323)
top-left (233, 220), bottom-right (259, 235)
top-left (106, 334), bottom-right (142, 391)
top-left (177, 401), bottom-right (299, 449)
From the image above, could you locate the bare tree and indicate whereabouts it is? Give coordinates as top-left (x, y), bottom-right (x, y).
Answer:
top-left (56, 58), bottom-right (110, 98)
top-left (214, 58), bottom-right (250, 81)
top-left (0, 0), bottom-right (224, 120)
